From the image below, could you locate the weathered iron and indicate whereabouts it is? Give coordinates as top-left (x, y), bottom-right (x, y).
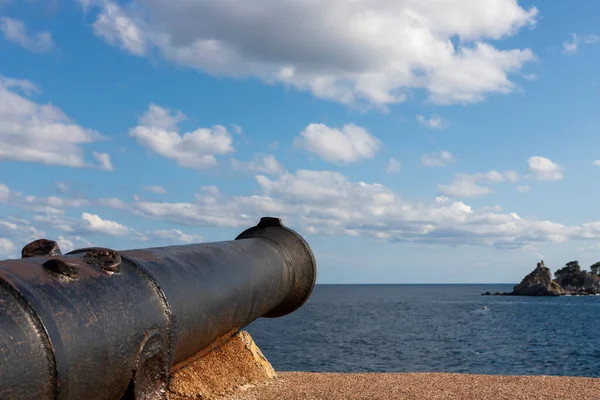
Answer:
top-left (0, 217), bottom-right (316, 400)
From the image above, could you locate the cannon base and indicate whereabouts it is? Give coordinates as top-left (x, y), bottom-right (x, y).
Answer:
top-left (166, 332), bottom-right (276, 400)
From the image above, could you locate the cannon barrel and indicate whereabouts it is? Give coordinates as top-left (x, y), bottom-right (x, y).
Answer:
top-left (0, 217), bottom-right (316, 400)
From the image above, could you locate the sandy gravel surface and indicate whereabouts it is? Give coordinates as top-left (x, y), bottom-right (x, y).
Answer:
top-left (229, 372), bottom-right (600, 400)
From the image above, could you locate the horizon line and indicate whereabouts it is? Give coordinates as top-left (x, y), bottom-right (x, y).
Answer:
top-left (314, 282), bottom-right (517, 285)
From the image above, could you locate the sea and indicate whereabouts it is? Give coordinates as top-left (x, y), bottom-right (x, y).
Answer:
top-left (245, 284), bottom-right (600, 377)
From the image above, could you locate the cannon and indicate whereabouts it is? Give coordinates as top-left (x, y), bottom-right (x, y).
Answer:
top-left (0, 217), bottom-right (316, 400)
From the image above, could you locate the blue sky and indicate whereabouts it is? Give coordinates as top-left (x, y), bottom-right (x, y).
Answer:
top-left (1, 0), bottom-right (599, 283)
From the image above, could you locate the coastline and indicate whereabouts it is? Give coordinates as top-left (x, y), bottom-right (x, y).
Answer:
top-left (229, 372), bottom-right (600, 400)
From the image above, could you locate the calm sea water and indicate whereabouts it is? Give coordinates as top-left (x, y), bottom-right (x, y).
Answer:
top-left (245, 284), bottom-right (600, 377)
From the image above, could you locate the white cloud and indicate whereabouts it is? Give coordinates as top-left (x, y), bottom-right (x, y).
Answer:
top-left (93, 167), bottom-right (600, 249)
top-left (562, 34), bottom-right (578, 54)
top-left (386, 158), bottom-right (401, 174)
top-left (593, 160), bottom-right (600, 167)
top-left (55, 235), bottom-right (93, 254)
top-left (438, 169), bottom-right (521, 198)
top-left (504, 170), bottom-right (520, 182)
top-left (527, 156), bottom-right (563, 181)
top-left (438, 180), bottom-right (492, 198)
top-left (5, 166), bottom-right (600, 251)
top-left (139, 103), bottom-right (185, 130)
top-left (90, 1), bottom-right (146, 55)
top-left (80, 212), bottom-right (136, 236)
top-left (455, 170), bottom-right (519, 183)
top-left (0, 75), bottom-right (111, 169)
top-left (0, 217), bottom-right (45, 243)
top-left (145, 185), bottom-right (167, 194)
top-left (562, 33), bottom-right (599, 55)
top-left (516, 185), bottom-right (531, 193)
top-left (421, 151), bottom-right (455, 167)
top-left (0, 214), bottom-right (207, 256)
top-left (0, 188), bottom-right (207, 247)
top-left (96, 197), bottom-right (128, 210)
top-left (416, 114), bottom-right (445, 129)
top-left (93, 152), bottom-right (114, 171)
top-left (0, 17), bottom-right (55, 53)
top-left (79, 0), bottom-right (538, 108)
top-left (152, 229), bottom-right (203, 243)
top-left (0, 238), bottom-right (14, 257)
top-left (294, 123), bottom-right (381, 164)
top-left (130, 104), bottom-right (234, 169)
top-left (231, 154), bottom-right (285, 176)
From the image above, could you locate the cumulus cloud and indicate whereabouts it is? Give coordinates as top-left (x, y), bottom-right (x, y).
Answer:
top-left (593, 160), bottom-right (600, 167)
top-left (89, 1), bottom-right (146, 55)
top-left (527, 156), bottom-right (563, 181)
top-left (516, 185), bottom-right (531, 193)
top-left (90, 168), bottom-right (600, 249)
top-left (4, 164), bottom-right (600, 251)
top-left (294, 123), bottom-right (381, 164)
top-left (0, 17), bottom-right (55, 53)
top-left (78, 0), bottom-right (538, 108)
top-left (80, 212), bottom-right (137, 236)
top-left (231, 154), bottom-right (285, 176)
top-left (416, 114), bottom-right (445, 129)
top-left (386, 158), bottom-right (401, 174)
top-left (438, 169), bottom-right (521, 198)
top-left (0, 210), bottom-right (207, 254)
top-left (562, 33), bottom-right (600, 55)
top-left (0, 184), bottom-right (210, 250)
top-left (421, 151), bottom-right (455, 167)
top-left (130, 104), bottom-right (235, 169)
top-left (0, 75), bottom-right (112, 169)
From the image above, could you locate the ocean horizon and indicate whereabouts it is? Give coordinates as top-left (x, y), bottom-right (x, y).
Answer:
top-left (313, 283), bottom-right (519, 285)
top-left (246, 284), bottom-right (600, 377)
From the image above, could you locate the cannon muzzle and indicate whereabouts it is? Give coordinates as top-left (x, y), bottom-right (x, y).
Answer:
top-left (0, 217), bottom-right (316, 399)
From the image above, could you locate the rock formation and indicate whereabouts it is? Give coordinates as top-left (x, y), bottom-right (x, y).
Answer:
top-left (482, 260), bottom-right (600, 296)
top-left (511, 260), bottom-right (564, 296)
top-left (167, 331), bottom-right (276, 400)
top-left (554, 261), bottom-right (600, 295)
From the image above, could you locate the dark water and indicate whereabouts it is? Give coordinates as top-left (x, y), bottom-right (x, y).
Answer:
top-left (245, 284), bottom-right (600, 377)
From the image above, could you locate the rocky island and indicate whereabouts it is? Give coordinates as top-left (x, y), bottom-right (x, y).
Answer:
top-left (483, 260), bottom-right (600, 296)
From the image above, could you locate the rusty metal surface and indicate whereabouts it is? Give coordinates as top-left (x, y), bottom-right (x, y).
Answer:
top-left (22, 238), bottom-right (63, 258)
top-left (0, 217), bottom-right (317, 400)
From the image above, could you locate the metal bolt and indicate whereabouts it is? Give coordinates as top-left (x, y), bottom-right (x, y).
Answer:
top-left (22, 239), bottom-right (62, 258)
top-left (42, 259), bottom-right (79, 279)
top-left (83, 248), bottom-right (121, 273)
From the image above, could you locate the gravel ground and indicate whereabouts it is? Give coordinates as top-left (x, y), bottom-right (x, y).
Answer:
top-left (229, 372), bottom-right (600, 400)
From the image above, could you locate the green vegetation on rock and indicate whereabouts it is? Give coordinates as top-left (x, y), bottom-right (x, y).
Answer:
top-left (554, 261), bottom-right (588, 287)
top-left (484, 260), bottom-right (600, 296)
